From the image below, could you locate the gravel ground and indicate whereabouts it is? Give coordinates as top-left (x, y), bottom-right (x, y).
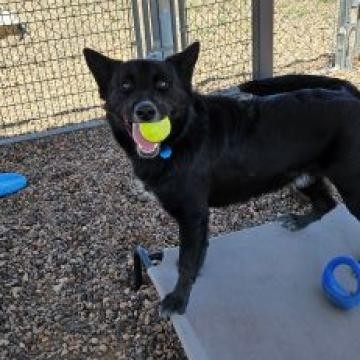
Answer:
top-left (0, 125), bottom-right (314, 359)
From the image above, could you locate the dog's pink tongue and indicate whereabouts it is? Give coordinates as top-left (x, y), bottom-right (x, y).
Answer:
top-left (132, 123), bottom-right (158, 153)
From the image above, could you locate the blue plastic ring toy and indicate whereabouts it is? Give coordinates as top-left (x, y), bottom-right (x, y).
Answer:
top-left (322, 256), bottom-right (360, 309)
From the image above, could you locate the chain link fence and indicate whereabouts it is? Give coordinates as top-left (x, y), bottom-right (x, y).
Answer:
top-left (1, 0), bottom-right (360, 140)
top-left (0, 0), bottom-right (137, 138)
top-left (274, 0), bottom-right (337, 74)
top-left (185, 0), bottom-right (252, 92)
top-left (274, 0), bottom-right (360, 86)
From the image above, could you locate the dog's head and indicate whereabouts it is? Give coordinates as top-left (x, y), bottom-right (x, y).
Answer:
top-left (83, 42), bottom-right (200, 158)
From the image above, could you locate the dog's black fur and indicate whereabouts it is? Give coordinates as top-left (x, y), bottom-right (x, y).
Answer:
top-left (239, 74), bottom-right (360, 98)
top-left (84, 42), bottom-right (360, 317)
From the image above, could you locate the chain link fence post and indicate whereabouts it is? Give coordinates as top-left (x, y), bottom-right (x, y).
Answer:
top-left (335, 0), bottom-right (360, 69)
top-left (252, 0), bottom-right (274, 79)
top-left (178, 0), bottom-right (187, 51)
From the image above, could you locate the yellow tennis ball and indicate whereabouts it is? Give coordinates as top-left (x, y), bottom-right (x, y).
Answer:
top-left (139, 116), bottom-right (171, 143)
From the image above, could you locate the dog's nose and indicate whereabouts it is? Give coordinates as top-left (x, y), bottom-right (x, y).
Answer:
top-left (134, 101), bottom-right (158, 122)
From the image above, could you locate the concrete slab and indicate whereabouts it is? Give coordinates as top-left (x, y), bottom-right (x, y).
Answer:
top-left (148, 205), bottom-right (360, 360)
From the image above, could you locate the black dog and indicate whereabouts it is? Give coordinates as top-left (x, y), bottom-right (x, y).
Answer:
top-left (84, 42), bottom-right (360, 317)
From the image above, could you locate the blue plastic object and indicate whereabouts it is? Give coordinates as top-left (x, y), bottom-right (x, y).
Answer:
top-left (0, 172), bottom-right (27, 197)
top-left (322, 256), bottom-right (360, 309)
top-left (160, 145), bottom-right (172, 159)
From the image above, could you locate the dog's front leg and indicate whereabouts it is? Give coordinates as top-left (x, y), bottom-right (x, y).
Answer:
top-left (160, 210), bottom-right (209, 318)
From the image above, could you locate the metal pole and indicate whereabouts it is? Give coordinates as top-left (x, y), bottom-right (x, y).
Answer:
top-left (335, 0), bottom-right (349, 68)
top-left (354, 4), bottom-right (360, 59)
top-left (146, 0), bottom-right (175, 59)
top-left (178, 0), bottom-right (187, 50)
top-left (170, 0), bottom-right (179, 53)
top-left (142, 0), bottom-right (152, 54)
top-left (131, 0), bottom-right (144, 58)
top-left (252, 0), bottom-right (274, 79)
top-left (335, 0), bottom-right (357, 69)
top-left (149, 0), bottom-right (162, 59)
top-left (158, 0), bottom-right (176, 57)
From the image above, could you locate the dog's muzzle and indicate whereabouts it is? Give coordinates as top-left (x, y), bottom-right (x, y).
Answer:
top-left (131, 100), bottom-right (162, 158)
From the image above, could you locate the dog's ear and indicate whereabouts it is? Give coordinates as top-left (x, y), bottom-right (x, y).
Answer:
top-left (166, 42), bottom-right (200, 86)
top-left (83, 48), bottom-right (119, 99)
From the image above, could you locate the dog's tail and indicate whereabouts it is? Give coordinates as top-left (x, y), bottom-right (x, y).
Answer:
top-left (238, 74), bottom-right (360, 99)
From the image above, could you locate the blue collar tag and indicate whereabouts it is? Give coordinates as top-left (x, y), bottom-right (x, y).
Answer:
top-left (159, 145), bottom-right (172, 159)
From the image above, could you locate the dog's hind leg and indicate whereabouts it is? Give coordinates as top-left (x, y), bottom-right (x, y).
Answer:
top-left (280, 176), bottom-right (336, 231)
top-left (341, 196), bottom-right (360, 221)
top-left (329, 175), bottom-right (360, 221)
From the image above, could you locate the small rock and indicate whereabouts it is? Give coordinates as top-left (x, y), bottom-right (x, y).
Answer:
top-left (41, 336), bottom-right (49, 343)
top-left (106, 309), bottom-right (113, 319)
top-left (0, 339), bottom-right (9, 346)
top-left (143, 299), bottom-right (152, 309)
top-left (119, 302), bottom-right (127, 310)
top-left (102, 297), bottom-right (110, 306)
top-left (53, 277), bottom-right (68, 293)
top-left (90, 337), bottom-right (98, 345)
top-left (98, 344), bottom-right (107, 352)
top-left (11, 287), bottom-right (22, 298)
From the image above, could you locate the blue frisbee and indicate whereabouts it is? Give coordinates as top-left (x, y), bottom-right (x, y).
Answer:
top-left (322, 255), bottom-right (360, 309)
top-left (0, 172), bottom-right (27, 197)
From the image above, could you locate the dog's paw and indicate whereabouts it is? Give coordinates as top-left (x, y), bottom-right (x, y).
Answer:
top-left (278, 214), bottom-right (306, 231)
top-left (160, 292), bottom-right (188, 319)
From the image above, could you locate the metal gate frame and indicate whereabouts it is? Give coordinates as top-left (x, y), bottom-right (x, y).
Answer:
top-left (131, 0), bottom-right (186, 59)
top-left (335, 0), bottom-right (360, 69)
top-left (133, 0), bottom-right (273, 78)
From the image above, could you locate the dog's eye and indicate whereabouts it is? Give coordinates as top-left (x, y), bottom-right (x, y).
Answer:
top-left (120, 81), bottom-right (133, 93)
top-left (155, 80), bottom-right (170, 91)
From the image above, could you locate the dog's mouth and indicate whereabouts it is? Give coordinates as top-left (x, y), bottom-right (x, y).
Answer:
top-left (132, 123), bottom-right (160, 158)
